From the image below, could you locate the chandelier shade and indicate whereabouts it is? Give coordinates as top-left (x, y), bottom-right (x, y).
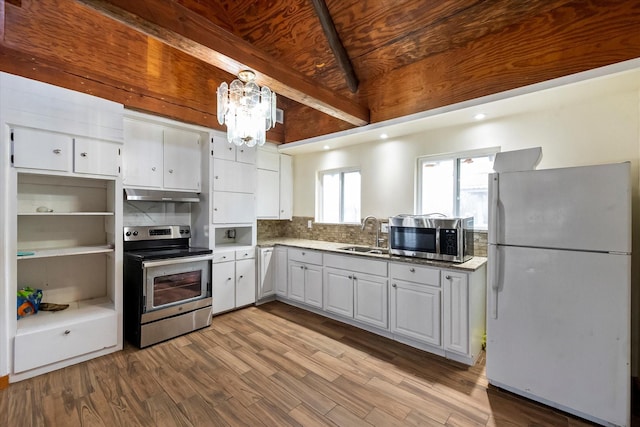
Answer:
top-left (216, 70), bottom-right (277, 147)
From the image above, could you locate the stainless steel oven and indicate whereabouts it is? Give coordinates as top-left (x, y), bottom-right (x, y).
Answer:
top-left (123, 225), bottom-right (213, 348)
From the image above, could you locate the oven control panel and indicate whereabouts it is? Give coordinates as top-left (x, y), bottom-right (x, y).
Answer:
top-left (124, 225), bottom-right (191, 241)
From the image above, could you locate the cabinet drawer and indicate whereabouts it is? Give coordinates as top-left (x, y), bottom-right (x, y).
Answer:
top-left (14, 311), bottom-right (117, 373)
top-left (389, 262), bottom-right (440, 287)
top-left (324, 253), bottom-right (387, 276)
top-left (12, 127), bottom-right (72, 172)
top-left (213, 250), bottom-right (235, 263)
top-left (235, 248), bottom-right (255, 260)
top-left (288, 248), bottom-right (323, 265)
top-left (74, 137), bottom-right (121, 176)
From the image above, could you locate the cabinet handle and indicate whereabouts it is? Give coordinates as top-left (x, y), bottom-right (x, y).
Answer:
top-left (353, 275), bottom-right (357, 280)
top-left (409, 268), bottom-right (415, 273)
top-left (392, 283), bottom-right (397, 288)
top-left (240, 149), bottom-right (244, 153)
top-left (239, 275), bottom-right (244, 279)
top-left (214, 208), bottom-right (218, 211)
top-left (227, 277), bottom-right (232, 281)
top-left (64, 330), bottom-right (71, 335)
top-left (348, 275), bottom-right (353, 279)
top-left (300, 265), bottom-right (304, 270)
top-left (80, 152), bottom-right (88, 157)
top-left (151, 167), bottom-right (156, 171)
top-left (169, 169), bottom-right (174, 173)
top-left (228, 147), bottom-right (233, 151)
top-left (215, 175), bottom-right (219, 179)
top-left (53, 149), bottom-right (62, 154)
top-left (445, 275), bottom-right (452, 280)
top-left (301, 252), bottom-right (305, 255)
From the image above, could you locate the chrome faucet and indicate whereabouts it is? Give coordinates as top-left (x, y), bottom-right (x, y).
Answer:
top-left (361, 215), bottom-right (384, 248)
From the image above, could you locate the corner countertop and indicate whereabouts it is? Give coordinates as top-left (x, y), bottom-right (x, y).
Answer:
top-left (257, 238), bottom-right (487, 272)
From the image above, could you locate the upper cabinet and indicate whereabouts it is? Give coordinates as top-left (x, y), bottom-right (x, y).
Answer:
top-left (122, 112), bottom-right (204, 192)
top-left (256, 144), bottom-right (292, 220)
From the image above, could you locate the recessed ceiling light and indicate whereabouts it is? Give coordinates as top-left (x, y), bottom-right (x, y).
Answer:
top-left (380, 133), bottom-right (388, 139)
top-left (323, 145), bottom-right (330, 150)
top-left (474, 113), bottom-right (486, 120)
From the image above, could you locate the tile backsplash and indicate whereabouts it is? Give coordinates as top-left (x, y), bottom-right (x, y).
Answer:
top-left (258, 217), bottom-right (488, 257)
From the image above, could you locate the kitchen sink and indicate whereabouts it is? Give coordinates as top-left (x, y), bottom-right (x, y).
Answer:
top-left (337, 246), bottom-right (389, 255)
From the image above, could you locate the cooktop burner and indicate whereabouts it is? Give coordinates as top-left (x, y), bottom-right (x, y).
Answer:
top-left (125, 246), bottom-right (212, 261)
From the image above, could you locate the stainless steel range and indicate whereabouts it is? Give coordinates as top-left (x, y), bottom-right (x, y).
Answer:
top-left (123, 225), bottom-right (213, 348)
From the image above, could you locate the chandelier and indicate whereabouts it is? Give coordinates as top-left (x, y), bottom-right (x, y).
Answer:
top-left (216, 70), bottom-right (277, 147)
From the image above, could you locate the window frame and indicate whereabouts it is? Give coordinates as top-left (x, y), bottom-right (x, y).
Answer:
top-left (316, 166), bottom-right (361, 224)
top-left (415, 147), bottom-right (499, 230)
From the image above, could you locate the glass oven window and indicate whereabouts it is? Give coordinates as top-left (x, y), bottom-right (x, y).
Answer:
top-left (153, 270), bottom-right (203, 307)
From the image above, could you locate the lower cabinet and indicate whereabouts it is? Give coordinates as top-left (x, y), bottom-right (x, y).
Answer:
top-left (390, 263), bottom-right (442, 347)
top-left (288, 249), bottom-right (323, 308)
top-left (273, 245), bottom-right (486, 365)
top-left (212, 249), bottom-right (256, 314)
top-left (323, 253), bottom-right (389, 329)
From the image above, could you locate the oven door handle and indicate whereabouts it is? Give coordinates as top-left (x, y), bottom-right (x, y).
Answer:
top-left (142, 254), bottom-right (214, 269)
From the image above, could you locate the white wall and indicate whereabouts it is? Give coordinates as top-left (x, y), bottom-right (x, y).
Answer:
top-left (292, 82), bottom-right (640, 374)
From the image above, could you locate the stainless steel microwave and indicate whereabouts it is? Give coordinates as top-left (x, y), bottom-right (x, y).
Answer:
top-left (388, 215), bottom-right (474, 263)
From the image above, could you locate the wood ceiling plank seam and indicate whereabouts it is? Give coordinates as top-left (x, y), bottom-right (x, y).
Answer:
top-left (74, 0), bottom-right (370, 126)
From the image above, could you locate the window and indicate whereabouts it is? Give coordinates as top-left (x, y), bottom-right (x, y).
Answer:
top-left (317, 168), bottom-right (361, 223)
top-left (416, 149), bottom-right (497, 229)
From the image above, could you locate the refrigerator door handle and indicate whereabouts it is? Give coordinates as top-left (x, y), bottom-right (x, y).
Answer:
top-left (488, 244), bottom-right (500, 319)
top-left (488, 173), bottom-right (499, 244)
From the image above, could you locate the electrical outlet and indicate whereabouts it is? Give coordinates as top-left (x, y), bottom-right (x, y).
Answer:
top-left (380, 223), bottom-right (389, 233)
top-left (307, 220), bottom-right (313, 229)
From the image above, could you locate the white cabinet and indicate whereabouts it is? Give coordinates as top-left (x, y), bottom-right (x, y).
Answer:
top-left (279, 154), bottom-right (293, 219)
top-left (1, 72), bottom-right (124, 381)
top-left (11, 127), bottom-right (121, 177)
top-left (162, 127), bottom-right (202, 191)
top-left (211, 134), bottom-right (256, 226)
top-left (442, 271), bottom-right (469, 355)
top-left (390, 263), bottom-right (442, 347)
top-left (12, 173), bottom-right (122, 378)
top-left (212, 248), bottom-right (256, 314)
top-left (287, 249), bottom-right (323, 308)
top-left (123, 116), bottom-right (202, 192)
top-left (324, 268), bottom-right (354, 318)
top-left (258, 247), bottom-right (275, 301)
top-left (256, 145), bottom-right (292, 220)
top-left (274, 246), bottom-right (288, 296)
top-left (323, 253), bottom-right (388, 328)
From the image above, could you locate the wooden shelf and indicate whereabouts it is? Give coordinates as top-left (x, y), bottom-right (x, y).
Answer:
top-left (17, 245), bottom-right (114, 259)
top-left (16, 296), bottom-right (115, 334)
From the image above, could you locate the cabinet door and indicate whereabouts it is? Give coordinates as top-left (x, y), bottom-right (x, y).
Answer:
top-left (213, 261), bottom-right (235, 314)
top-left (123, 119), bottom-right (163, 188)
top-left (275, 247), bottom-right (288, 296)
top-left (260, 248), bottom-right (275, 298)
top-left (354, 273), bottom-right (388, 329)
top-left (212, 134), bottom-right (236, 160)
top-left (74, 138), bottom-right (121, 176)
top-left (235, 145), bottom-right (256, 164)
top-left (236, 258), bottom-right (256, 307)
top-left (213, 158), bottom-right (255, 193)
top-left (324, 268), bottom-right (354, 318)
top-left (256, 168), bottom-right (279, 218)
top-left (163, 128), bottom-right (201, 191)
top-left (279, 154), bottom-right (293, 219)
top-left (12, 127), bottom-right (72, 172)
top-left (304, 264), bottom-right (323, 308)
top-left (256, 147), bottom-right (279, 170)
top-left (212, 191), bottom-right (255, 224)
top-left (288, 261), bottom-right (306, 303)
top-left (391, 279), bottom-right (441, 347)
top-left (443, 271), bottom-right (469, 355)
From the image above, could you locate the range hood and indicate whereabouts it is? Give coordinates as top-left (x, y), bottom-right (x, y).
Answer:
top-left (124, 188), bottom-right (200, 203)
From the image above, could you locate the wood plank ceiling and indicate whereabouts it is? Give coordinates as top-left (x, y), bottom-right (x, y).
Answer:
top-left (2, 0), bottom-right (640, 144)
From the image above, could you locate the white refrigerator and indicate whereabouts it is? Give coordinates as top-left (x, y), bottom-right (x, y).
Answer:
top-left (487, 158), bottom-right (631, 427)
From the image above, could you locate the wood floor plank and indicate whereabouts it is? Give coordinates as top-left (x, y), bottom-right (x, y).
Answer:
top-left (300, 372), bottom-right (374, 419)
top-left (325, 404), bottom-right (373, 427)
top-left (206, 345), bottom-right (253, 375)
top-left (288, 403), bottom-right (340, 427)
top-left (364, 407), bottom-right (408, 427)
top-left (284, 350), bottom-right (340, 382)
top-left (211, 396), bottom-right (266, 426)
top-left (247, 397), bottom-right (305, 426)
top-left (143, 391), bottom-right (194, 427)
top-left (179, 364), bottom-right (233, 406)
top-left (258, 348), bottom-right (309, 378)
top-left (177, 394), bottom-right (231, 426)
top-left (240, 369), bottom-right (302, 412)
top-left (270, 371), bottom-right (337, 415)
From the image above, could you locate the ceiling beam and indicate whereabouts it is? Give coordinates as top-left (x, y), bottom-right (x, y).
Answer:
top-left (310, 0), bottom-right (359, 93)
top-left (74, 0), bottom-right (369, 126)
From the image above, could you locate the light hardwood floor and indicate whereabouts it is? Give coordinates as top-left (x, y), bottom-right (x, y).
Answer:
top-left (0, 301), bottom-right (605, 426)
